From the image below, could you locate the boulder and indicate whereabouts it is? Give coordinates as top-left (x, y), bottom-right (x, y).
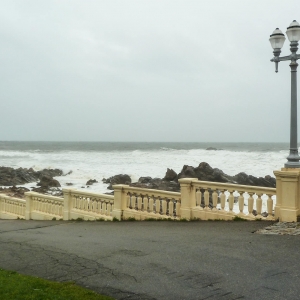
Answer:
top-left (37, 175), bottom-right (61, 188)
top-left (103, 174), bottom-right (131, 190)
top-left (163, 168), bottom-right (178, 181)
top-left (86, 179), bottom-right (98, 185)
top-left (0, 167), bottom-right (63, 186)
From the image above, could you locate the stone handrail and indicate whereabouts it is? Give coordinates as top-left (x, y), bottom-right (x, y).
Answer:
top-left (0, 195), bottom-right (26, 219)
top-left (179, 178), bottom-right (276, 220)
top-left (63, 189), bottom-right (114, 220)
top-left (25, 192), bottom-right (64, 220)
top-left (113, 185), bottom-right (181, 220)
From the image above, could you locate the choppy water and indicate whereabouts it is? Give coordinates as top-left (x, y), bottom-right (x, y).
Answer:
top-left (0, 141), bottom-right (290, 192)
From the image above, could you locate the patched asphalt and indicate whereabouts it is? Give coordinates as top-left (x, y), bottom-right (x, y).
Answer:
top-left (0, 220), bottom-right (300, 300)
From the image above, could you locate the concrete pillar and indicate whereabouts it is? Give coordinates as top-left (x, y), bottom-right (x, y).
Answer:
top-left (24, 192), bottom-right (32, 220)
top-left (62, 188), bottom-right (72, 221)
top-left (178, 178), bottom-right (196, 220)
top-left (112, 185), bottom-right (129, 220)
top-left (273, 169), bottom-right (300, 222)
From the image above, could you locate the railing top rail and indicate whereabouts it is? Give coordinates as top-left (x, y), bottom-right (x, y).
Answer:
top-left (25, 192), bottom-right (64, 202)
top-left (0, 194), bottom-right (26, 203)
top-left (119, 186), bottom-right (181, 200)
top-left (191, 180), bottom-right (276, 194)
top-left (67, 189), bottom-right (114, 201)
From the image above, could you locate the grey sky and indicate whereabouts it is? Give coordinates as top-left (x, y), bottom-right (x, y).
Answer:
top-left (1, 0), bottom-right (300, 142)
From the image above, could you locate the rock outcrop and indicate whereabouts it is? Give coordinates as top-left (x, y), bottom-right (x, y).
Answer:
top-left (0, 167), bottom-right (63, 186)
top-left (86, 179), bottom-right (98, 185)
top-left (121, 162), bottom-right (276, 192)
top-left (103, 174), bottom-right (132, 190)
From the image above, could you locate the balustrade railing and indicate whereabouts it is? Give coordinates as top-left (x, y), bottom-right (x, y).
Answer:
top-left (29, 192), bottom-right (64, 219)
top-left (0, 195), bottom-right (26, 219)
top-left (190, 180), bottom-right (276, 220)
top-left (68, 189), bottom-right (114, 220)
top-left (121, 186), bottom-right (181, 220)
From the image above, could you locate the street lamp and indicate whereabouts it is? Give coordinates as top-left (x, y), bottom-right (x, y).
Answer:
top-left (270, 20), bottom-right (300, 168)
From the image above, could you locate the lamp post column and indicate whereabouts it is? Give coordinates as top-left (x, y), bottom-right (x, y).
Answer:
top-left (285, 41), bottom-right (300, 167)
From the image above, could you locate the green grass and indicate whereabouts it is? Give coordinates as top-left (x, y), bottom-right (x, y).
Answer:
top-left (0, 269), bottom-right (114, 300)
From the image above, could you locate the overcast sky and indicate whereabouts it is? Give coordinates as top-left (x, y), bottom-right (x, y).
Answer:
top-left (1, 0), bottom-right (300, 142)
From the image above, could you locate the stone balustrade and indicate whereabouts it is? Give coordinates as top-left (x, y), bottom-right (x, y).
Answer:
top-left (179, 178), bottom-right (276, 221)
top-left (63, 189), bottom-right (114, 221)
top-left (0, 180), bottom-right (278, 221)
top-left (112, 185), bottom-right (181, 220)
top-left (0, 195), bottom-right (26, 219)
top-left (25, 192), bottom-right (64, 220)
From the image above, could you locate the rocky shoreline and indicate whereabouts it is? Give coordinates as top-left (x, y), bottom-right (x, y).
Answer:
top-left (0, 162), bottom-right (276, 198)
top-left (103, 162), bottom-right (276, 193)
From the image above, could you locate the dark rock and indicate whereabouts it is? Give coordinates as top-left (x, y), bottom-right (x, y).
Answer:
top-left (0, 167), bottom-right (63, 186)
top-left (130, 177), bottom-right (180, 192)
top-left (86, 179), bottom-right (98, 185)
top-left (66, 182), bottom-right (73, 186)
top-left (105, 174), bottom-right (131, 190)
top-left (206, 147), bottom-right (218, 150)
top-left (138, 177), bottom-right (153, 184)
top-left (37, 175), bottom-right (61, 188)
top-left (0, 186), bottom-right (30, 198)
top-left (163, 168), bottom-right (178, 181)
top-left (31, 186), bottom-right (63, 197)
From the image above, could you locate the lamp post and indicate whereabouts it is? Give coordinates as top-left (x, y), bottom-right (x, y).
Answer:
top-left (270, 20), bottom-right (300, 168)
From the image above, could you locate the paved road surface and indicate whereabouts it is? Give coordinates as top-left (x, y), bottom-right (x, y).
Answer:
top-left (0, 220), bottom-right (299, 300)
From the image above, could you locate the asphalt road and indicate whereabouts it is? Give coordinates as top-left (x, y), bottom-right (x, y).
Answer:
top-left (0, 220), bottom-right (299, 300)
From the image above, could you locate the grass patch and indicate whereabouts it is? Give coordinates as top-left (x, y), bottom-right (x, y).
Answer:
top-left (232, 216), bottom-right (248, 222)
top-left (112, 217), bottom-right (119, 222)
top-left (0, 268), bottom-right (114, 300)
top-left (126, 217), bottom-right (136, 221)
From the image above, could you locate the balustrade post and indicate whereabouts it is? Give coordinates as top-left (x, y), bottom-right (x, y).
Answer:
top-left (178, 178), bottom-right (196, 220)
top-left (24, 192), bottom-right (32, 220)
top-left (0, 195), bottom-right (4, 216)
top-left (274, 169), bottom-right (300, 222)
top-left (112, 184), bottom-right (129, 220)
top-left (62, 188), bottom-right (72, 221)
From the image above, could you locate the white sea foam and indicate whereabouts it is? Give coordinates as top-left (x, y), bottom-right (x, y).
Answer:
top-left (0, 145), bottom-right (288, 194)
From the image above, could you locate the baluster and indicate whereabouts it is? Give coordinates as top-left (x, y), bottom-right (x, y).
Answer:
top-left (126, 194), bottom-right (130, 208)
top-left (132, 194), bottom-right (137, 210)
top-left (256, 193), bottom-right (263, 218)
top-left (169, 200), bottom-right (174, 217)
top-left (267, 194), bottom-right (274, 219)
top-left (137, 196), bottom-right (142, 211)
top-left (99, 202), bottom-right (103, 214)
top-left (204, 189), bottom-right (209, 210)
top-left (149, 197), bottom-right (154, 213)
top-left (238, 191), bottom-right (244, 215)
top-left (155, 198), bottom-right (160, 214)
top-left (196, 190), bottom-right (201, 206)
top-left (220, 191), bottom-right (226, 211)
top-left (176, 201), bottom-right (181, 217)
top-left (228, 190), bottom-right (234, 214)
top-left (107, 203), bottom-right (111, 216)
top-left (212, 190), bottom-right (218, 211)
top-left (74, 196), bottom-right (78, 209)
top-left (248, 193), bottom-right (254, 217)
top-left (162, 198), bottom-right (167, 216)
top-left (143, 196), bottom-right (148, 212)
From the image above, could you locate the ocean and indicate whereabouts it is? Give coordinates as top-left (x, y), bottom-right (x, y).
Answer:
top-left (0, 141), bottom-right (290, 193)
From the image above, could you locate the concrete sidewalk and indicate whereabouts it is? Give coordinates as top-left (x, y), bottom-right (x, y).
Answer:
top-left (0, 220), bottom-right (299, 300)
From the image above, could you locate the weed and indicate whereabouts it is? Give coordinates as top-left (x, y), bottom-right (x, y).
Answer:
top-left (112, 217), bottom-right (119, 222)
top-left (233, 216), bottom-right (248, 221)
